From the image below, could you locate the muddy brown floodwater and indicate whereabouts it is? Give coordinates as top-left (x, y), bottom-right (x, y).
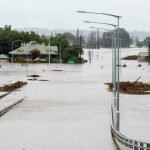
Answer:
top-left (0, 48), bottom-right (149, 150)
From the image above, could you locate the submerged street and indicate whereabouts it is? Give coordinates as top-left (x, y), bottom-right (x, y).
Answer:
top-left (0, 48), bottom-right (149, 150)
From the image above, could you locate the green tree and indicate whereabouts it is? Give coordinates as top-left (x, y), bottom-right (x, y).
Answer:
top-left (0, 25), bottom-right (86, 63)
top-left (136, 41), bottom-right (143, 47)
top-left (143, 36), bottom-right (150, 47)
top-left (114, 28), bottom-right (131, 47)
top-left (63, 32), bottom-right (76, 45)
top-left (101, 28), bottom-right (131, 48)
top-left (62, 44), bottom-right (84, 63)
top-left (101, 31), bottom-right (112, 48)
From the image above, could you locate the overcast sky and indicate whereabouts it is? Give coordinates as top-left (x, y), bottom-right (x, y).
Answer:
top-left (0, 0), bottom-right (150, 31)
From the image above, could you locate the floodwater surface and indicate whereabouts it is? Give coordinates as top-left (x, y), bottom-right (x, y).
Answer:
top-left (0, 48), bottom-right (149, 150)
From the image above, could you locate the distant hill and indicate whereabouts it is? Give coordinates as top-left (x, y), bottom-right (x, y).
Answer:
top-left (15, 27), bottom-right (103, 37)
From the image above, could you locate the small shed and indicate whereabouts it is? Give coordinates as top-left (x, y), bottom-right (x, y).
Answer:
top-left (138, 52), bottom-right (148, 62)
top-left (0, 54), bottom-right (9, 63)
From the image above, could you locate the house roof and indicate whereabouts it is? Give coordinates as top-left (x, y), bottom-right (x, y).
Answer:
top-left (0, 54), bottom-right (9, 59)
top-left (138, 52), bottom-right (148, 57)
top-left (9, 41), bottom-right (58, 55)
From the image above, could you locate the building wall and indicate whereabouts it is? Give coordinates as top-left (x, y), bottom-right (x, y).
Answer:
top-left (138, 56), bottom-right (148, 62)
top-left (0, 59), bottom-right (9, 63)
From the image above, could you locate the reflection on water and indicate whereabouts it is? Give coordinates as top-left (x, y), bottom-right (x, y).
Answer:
top-left (0, 48), bottom-right (149, 149)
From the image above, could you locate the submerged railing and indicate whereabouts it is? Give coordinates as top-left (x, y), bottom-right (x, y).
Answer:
top-left (0, 92), bottom-right (12, 99)
top-left (111, 103), bottom-right (150, 150)
top-left (0, 97), bottom-right (27, 116)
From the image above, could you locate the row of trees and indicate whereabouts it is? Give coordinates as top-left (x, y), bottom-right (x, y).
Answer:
top-left (134, 36), bottom-right (150, 48)
top-left (0, 25), bottom-right (41, 54)
top-left (87, 28), bottom-right (131, 48)
top-left (0, 25), bottom-right (84, 63)
top-left (2, 25), bottom-right (144, 62)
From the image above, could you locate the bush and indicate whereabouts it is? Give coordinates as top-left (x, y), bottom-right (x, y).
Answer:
top-left (122, 64), bottom-right (127, 67)
top-left (51, 58), bottom-right (59, 63)
top-left (137, 64), bottom-right (142, 67)
top-left (16, 57), bottom-right (26, 63)
top-left (69, 57), bottom-right (86, 64)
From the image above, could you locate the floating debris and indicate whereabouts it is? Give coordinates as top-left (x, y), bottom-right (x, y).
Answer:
top-left (105, 81), bottom-right (150, 95)
top-left (122, 64), bottom-right (127, 67)
top-left (27, 75), bottom-right (41, 78)
top-left (28, 79), bottom-right (48, 81)
top-left (105, 76), bottom-right (150, 95)
top-left (0, 81), bottom-right (27, 92)
top-left (137, 64), bottom-right (142, 67)
top-left (38, 79), bottom-right (49, 81)
top-left (122, 55), bottom-right (137, 60)
top-left (28, 78), bottom-right (37, 81)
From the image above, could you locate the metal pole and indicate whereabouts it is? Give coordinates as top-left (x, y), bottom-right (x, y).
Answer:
top-left (97, 29), bottom-right (99, 49)
top-left (11, 42), bottom-right (14, 63)
top-left (77, 10), bottom-right (122, 131)
top-left (11, 40), bottom-right (22, 63)
top-left (49, 52), bottom-right (50, 64)
top-left (112, 35), bottom-right (114, 83)
top-left (59, 43), bottom-right (61, 64)
top-left (119, 39), bottom-right (122, 74)
top-left (112, 34), bottom-right (116, 94)
top-left (116, 17), bottom-right (120, 131)
top-left (113, 33), bottom-right (117, 128)
top-left (49, 37), bottom-right (51, 64)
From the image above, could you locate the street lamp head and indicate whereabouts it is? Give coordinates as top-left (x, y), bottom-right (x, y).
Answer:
top-left (77, 10), bottom-right (122, 19)
top-left (77, 10), bottom-right (86, 13)
top-left (84, 20), bottom-right (117, 28)
top-left (89, 27), bottom-right (112, 31)
top-left (84, 21), bottom-right (91, 23)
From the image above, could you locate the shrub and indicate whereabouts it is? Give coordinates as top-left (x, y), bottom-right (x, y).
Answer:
top-left (51, 58), bottom-right (59, 63)
top-left (122, 64), bottom-right (127, 67)
top-left (69, 57), bottom-right (86, 64)
top-left (16, 57), bottom-right (26, 63)
top-left (137, 64), bottom-right (142, 67)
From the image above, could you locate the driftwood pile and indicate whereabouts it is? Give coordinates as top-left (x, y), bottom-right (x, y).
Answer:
top-left (27, 74), bottom-right (48, 81)
top-left (0, 81), bottom-right (27, 92)
top-left (27, 75), bottom-right (40, 81)
top-left (27, 75), bottom-right (41, 78)
top-left (105, 81), bottom-right (150, 95)
top-left (122, 55), bottom-right (137, 60)
top-left (106, 76), bottom-right (150, 95)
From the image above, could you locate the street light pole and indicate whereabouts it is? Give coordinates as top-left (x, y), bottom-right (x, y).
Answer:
top-left (49, 36), bottom-right (51, 64)
top-left (11, 40), bottom-right (22, 63)
top-left (11, 42), bottom-right (14, 63)
top-left (84, 20), bottom-right (117, 28)
top-left (116, 17), bottom-right (120, 131)
top-left (89, 23), bottom-right (117, 106)
top-left (78, 10), bottom-right (121, 131)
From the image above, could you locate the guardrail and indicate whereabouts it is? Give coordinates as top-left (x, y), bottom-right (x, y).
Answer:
top-left (0, 92), bottom-right (12, 99)
top-left (111, 104), bottom-right (150, 150)
top-left (0, 97), bottom-right (27, 116)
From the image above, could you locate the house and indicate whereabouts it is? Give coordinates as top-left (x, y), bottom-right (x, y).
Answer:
top-left (0, 54), bottom-right (9, 63)
top-left (9, 41), bottom-right (58, 63)
top-left (138, 52), bottom-right (149, 62)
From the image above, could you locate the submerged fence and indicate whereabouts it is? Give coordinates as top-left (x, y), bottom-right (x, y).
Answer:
top-left (0, 96), bottom-right (27, 116)
top-left (111, 103), bottom-right (150, 150)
